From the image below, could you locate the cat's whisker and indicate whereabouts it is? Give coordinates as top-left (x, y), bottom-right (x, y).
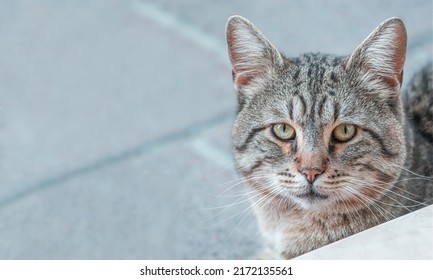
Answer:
top-left (346, 175), bottom-right (430, 188)
top-left (217, 173), bottom-right (277, 197)
top-left (275, 188), bottom-right (290, 212)
top-left (362, 185), bottom-right (428, 209)
top-left (203, 190), bottom-right (265, 228)
top-left (223, 187), bottom-right (284, 237)
top-left (340, 186), bottom-right (385, 219)
top-left (225, 183), bottom-right (284, 236)
top-left (347, 177), bottom-right (419, 198)
top-left (210, 192), bottom-right (250, 199)
top-left (361, 185), bottom-right (417, 211)
top-left (224, 182), bottom-right (277, 213)
top-left (202, 183), bottom-right (269, 217)
top-left (343, 186), bottom-right (396, 220)
top-left (338, 187), bottom-right (381, 221)
top-left (201, 193), bottom-right (254, 212)
top-left (335, 191), bottom-right (365, 227)
top-left (347, 178), bottom-right (429, 207)
top-left (388, 162), bottom-right (433, 180)
top-left (217, 173), bottom-right (274, 187)
top-left (393, 177), bottom-right (433, 184)
top-left (198, 175), bottom-right (275, 212)
top-left (217, 174), bottom-right (272, 190)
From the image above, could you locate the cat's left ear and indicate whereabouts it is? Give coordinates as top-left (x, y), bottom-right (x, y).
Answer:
top-left (226, 16), bottom-right (284, 91)
top-left (346, 18), bottom-right (407, 89)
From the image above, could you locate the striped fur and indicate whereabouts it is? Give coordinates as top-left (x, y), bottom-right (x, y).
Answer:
top-left (226, 16), bottom-right (433, 259)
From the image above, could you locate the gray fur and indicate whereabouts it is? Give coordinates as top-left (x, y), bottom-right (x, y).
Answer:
top-left (405, 63), bottom-right (433, 141)
top-left (226, 16), bottom-right (433, 259)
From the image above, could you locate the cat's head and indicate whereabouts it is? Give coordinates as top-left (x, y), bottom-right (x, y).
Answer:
top-left (226, 16), bottom-right (407, 211)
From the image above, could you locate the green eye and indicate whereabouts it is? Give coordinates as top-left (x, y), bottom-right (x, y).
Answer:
top-left (272, 123), bottom-right (296, 140)
top-left (333, 124), bottom-right (356, 142)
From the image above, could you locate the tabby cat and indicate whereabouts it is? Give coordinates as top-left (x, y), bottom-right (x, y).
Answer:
top-left (226, 16), bottom-right (433, 259)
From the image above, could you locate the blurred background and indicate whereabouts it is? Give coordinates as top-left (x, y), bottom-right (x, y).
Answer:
top-left (0, 0), bottom-right (431, 259)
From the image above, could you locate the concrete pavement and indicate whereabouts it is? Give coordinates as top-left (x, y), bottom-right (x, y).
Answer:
top-left (0, 0), bottom-right (431, 259)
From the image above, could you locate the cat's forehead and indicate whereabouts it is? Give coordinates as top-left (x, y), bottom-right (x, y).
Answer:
top-left (275, 53), bottom-right (346, 97)
top-left (294, 53), bottom-right (344, 67)
top-left (259, 54), bottom-right (352, 124)
top-left (286, 53), bottom-right (346, 83)
top-left (276, 53), bottom-right (348, 102)
top-left (248, 52), bottom-right (387, 126)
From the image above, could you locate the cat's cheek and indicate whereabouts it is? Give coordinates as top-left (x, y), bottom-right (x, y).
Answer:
top-left (329, 136), bottom-right (363, 157)
top-left (267, 138), bottom-right (296, 156)
top-left (278, 142), bottom-right (295, 156)
top-left (337, 188), bottom-right (385, 211)
top-left (330, 143), bottom-right (346, 155)
top-left (264, 130), bottom-right (295, 156)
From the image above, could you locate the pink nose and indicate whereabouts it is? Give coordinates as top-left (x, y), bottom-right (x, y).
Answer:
top-left (301, 169), bottom-right (323, 183)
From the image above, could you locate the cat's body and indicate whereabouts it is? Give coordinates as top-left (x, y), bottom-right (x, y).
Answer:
top-left (226, 16), bottom-right (433, 259)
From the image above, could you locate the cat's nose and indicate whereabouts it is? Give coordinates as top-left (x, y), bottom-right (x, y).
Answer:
top-left (301, 168), bottom-right (324, 184)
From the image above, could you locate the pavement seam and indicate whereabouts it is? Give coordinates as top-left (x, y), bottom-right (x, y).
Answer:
top-left (0, 1), bottom-right (238, 209)
top-left (132, 0), bottom-right (228, 62)
top-left (189, 137), bottom-right (234, 170)
top-left (0, 112), bottom-right (235, 210)
top-left (3, 4), bottom-right (429, 210)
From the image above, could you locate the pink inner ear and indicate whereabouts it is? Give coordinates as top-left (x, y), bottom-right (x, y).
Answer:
top-left (347, 18), bottom-right (407, 89)
top-left (392, 23), bottom-right (406, 87)
top-left (380, 31), bottom-right (406, 88)
top-left (226, 16), bottom-right (284, 88)
top-left (227, 29), bottom-right (249, 86)
top-left (398, 70), bottom-right (403, 86)
top-left (382, 76), bottom-right (400, 88)
top-left (236, 74), bottom-right (253, 86)
top-left (227, 28), bottom-right (259, 87)
top-left (394, 24), bottom-right (406, 68)
top-left (397, 70), bottom-right (403, 87)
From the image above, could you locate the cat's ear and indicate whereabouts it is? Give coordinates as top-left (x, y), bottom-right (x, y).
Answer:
top-left (346, 18), bottom-right (407, 88)
top-left (226, 16), bottom-right (283, 90)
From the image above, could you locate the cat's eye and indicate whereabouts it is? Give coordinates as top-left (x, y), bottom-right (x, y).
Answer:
top-left (272, 123), bottom-right (296, 141)
top-left (333, 124), bottom-right (356, 142)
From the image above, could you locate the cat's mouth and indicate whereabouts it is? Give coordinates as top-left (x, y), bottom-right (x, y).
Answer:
top-left (296, 189), bottom-right (328, 200)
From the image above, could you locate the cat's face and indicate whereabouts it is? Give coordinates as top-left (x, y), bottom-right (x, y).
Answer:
top-left (226, 16), bottom-right (407, 211)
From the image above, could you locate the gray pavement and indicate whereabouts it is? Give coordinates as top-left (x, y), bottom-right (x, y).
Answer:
top-left (0, 0), bottom-right (431, 259)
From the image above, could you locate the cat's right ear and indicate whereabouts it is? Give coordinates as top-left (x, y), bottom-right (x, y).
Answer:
top-left (346, 18), bottom-right (407, 89)
top-left (226, 16), bottom-right (283, 91)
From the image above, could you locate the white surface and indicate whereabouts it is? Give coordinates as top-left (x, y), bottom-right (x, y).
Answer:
top-left (296, 205), bottom-right (433, 259)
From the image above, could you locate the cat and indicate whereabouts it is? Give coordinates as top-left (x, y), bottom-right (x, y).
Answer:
top-left (225, 15), bottom-right (433, 259)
